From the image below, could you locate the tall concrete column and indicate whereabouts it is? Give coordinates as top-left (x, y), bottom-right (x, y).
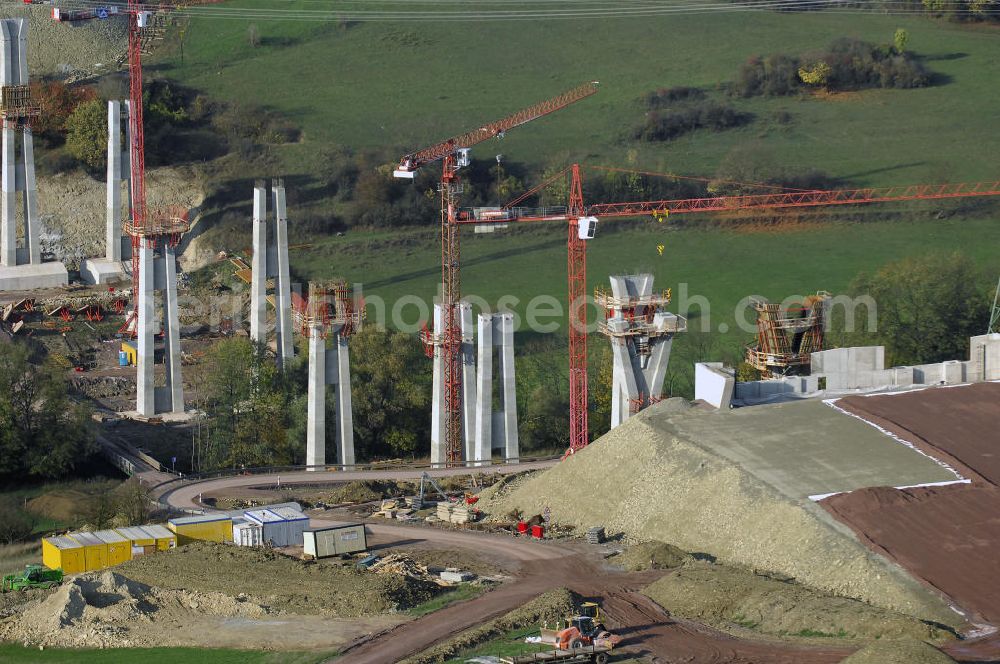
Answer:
top-left (473, 314), bottom-right (492, 466)
top-left (497, 313), bottom-right (519, 462)
top-left (106, 101), bottom-right (123, 262)
top-left (0, 20), bottom-right (15, 268)
top-left (160, 244), bottom-right (183, 413)
top-left (306, 329), bottom-right (325, 470)
top-left (470, 312), bottom-right (519, 466)
top-left (334, 333), bottom-right (354, 468)
top-left (249, 183), bottom-right (267, 344)
top-left (430, 303), bottom-right (446, 467)
top-left (0, 19), bottom-right (40, 268)
top-left (0, 122), bottom-right (13, 267)
top-left (135, 243), bottom-right (155, 416)
top-left (459, 303), bottom-right (476, 463)
top-left (272, 181), bottom-right (294, 368)
top-left (12, 19), bottom-right (36, 265)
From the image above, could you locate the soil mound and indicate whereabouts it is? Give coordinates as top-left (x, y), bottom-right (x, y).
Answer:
top-left (0, 569), bottom-right (275, 648)
top-left (117, 541), bottom-right (440, 617)
top-left (841, 637), bottom-right (957, 664)
top-left (613, 541), bottom-right (690, 571)
top-left (479, 406), bottom-right (956, 626)
top-left (644, 561), bottom-right (948, 642)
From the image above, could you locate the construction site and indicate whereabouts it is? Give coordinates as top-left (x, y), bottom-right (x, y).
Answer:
top-left (0, 1), bottom-right (999, 663)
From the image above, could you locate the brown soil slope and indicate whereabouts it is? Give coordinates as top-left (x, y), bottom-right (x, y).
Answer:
top-left (838, 382), bottom-right (1000, 483)
top-left (824, 482), bottom-right (1000, 624)
top-left (828, 384), bottom-right (1000, 625)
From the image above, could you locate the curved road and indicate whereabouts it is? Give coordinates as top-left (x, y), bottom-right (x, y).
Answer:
top-left (154, 460), bottom-right (557, 512)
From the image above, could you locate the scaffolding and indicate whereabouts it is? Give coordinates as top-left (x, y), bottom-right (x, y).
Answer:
top-left (0, 84), bottom-right (39, 127)
top-left (745, 291), bottom-right (830, 378)
top-left (594, 286), bottom-right (686, 343)
top-left (294, 280), bottom-right (364, 339)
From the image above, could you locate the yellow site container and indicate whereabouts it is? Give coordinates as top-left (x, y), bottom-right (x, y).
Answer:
top-left (94, 530), bottom-right (131, 567)
top-left (141, 524), bottom-right (178, 551)
top-left (115, 525), bottom-right (156, 557)
top-left (167, 514), bottom-right (232, 544)
top-left (41, 536), bottom-right (86, 575)
top-left (67, 531), bottom-right (109, 572)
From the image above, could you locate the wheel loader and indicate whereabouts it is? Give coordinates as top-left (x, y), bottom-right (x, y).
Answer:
top-left (540, 602), bottom-right (621, 651)
top-left (2, 565), bottom-right (63, 592)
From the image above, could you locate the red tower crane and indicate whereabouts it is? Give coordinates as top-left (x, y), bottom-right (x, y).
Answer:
top-left (394, 82), bottom-right (599, 466)
top-left (456, 167), bottom-right (1000, 455)
top-left (54, 3), bottom-right (187, 334)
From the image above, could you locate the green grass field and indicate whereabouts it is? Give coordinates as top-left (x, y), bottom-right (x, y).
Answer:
top-left (0, 645), bottom-right (331, 664)
top-left (291, 208), bottom-right (1000, 337)
top-left (159, 5), bottom-right (1000, 183)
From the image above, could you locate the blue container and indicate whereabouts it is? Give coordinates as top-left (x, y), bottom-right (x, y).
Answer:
top-left (118, 351), bottom-right (128, 367)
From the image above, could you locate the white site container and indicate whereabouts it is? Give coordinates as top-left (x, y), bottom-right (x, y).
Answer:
top-left (244, 507), bottom-right (309, 548)
top-left (232, 518), bottom-right (263, 547)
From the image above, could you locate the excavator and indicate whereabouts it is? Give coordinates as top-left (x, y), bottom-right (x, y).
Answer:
top-left (540, 602), bottom-right (621, 651)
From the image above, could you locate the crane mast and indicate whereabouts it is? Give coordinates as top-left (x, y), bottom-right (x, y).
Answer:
top-left (125, 0), bottom-right (148, 317)
top-left (395, 84), bottom-right (598, 466)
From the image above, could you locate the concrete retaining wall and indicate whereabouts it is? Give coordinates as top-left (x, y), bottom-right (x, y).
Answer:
top-left (700, 335), bottom-right (1000, 408)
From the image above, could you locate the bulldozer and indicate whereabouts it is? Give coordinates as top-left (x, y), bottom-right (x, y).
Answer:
top-left (540, 602), bottom-right (620, 651)
top-left (2, 565), bottom-right (63, 592)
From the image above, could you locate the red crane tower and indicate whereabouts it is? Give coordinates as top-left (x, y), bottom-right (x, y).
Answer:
top-left (394, 82), bottom-right (599, 466)
top-left (54, 3), bottom-right (188, 334)
top-left (456, 167), bottom-right (1000, 455)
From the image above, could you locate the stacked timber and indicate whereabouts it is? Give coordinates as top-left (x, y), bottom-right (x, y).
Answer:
top-left (586, 526), bottom-right (605, 544)
top-left (436, 502), bottom-right (479, 524)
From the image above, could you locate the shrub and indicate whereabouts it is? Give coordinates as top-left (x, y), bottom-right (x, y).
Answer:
top-left (64, 98), bottom-right (107, 171)
top-left (645, 86), bottom-right (705, 107)
top-left (735, 37), bottom-right (931, 97)
top-left (635, 101), bottom-right (752, 142)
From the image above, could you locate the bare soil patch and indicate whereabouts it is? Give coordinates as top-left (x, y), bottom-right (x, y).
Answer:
top-left (116, 541), bottom-right (440, 617)
top-left (823, 483), bottom-right (1000, 624)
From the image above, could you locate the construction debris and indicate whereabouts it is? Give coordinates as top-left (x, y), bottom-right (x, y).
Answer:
top-left (436, 502), bottom-right (480, 524)
top-left (369, 554), bottom-right (451, 587)
top-left (585, 526), bottom-right (605, 545)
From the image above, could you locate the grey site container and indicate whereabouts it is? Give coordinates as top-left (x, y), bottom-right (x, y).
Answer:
top-left (244, 507), bottom-right (309, 547)
top-left (303, 524), bottom-right (368, 558)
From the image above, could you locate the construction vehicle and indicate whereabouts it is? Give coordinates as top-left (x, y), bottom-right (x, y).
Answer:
top-left (540, 602), bottom-right (619, 651)
top-left (501, 645), bottom-right (612, 664)
top-left (1, 565), bottom-right (63, 592)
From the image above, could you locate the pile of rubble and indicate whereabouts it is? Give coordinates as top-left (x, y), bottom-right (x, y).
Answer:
top-left (0, 570), bottom-right (274, 649)
top-left (369, 554), bottom-right (451, 587)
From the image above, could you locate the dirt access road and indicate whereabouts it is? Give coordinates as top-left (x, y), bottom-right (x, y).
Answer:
top-left (332, 525), bottom-right (852, 664)
top-left (154, 460), bottom-right (558, 509)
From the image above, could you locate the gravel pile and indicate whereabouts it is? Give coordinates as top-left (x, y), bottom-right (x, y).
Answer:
top-left (0, 6), bottom-right (127, 81)
top-left (840, 637), bottom-right (957, 664)
top-left (644, 561), bottom-right (949, 642)
top-left (612, 541), bottom-right (690, 571)
top-left (0, 569), bottom-right (274, 649)
top-left (479, 404), bottom-right (956, 626)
